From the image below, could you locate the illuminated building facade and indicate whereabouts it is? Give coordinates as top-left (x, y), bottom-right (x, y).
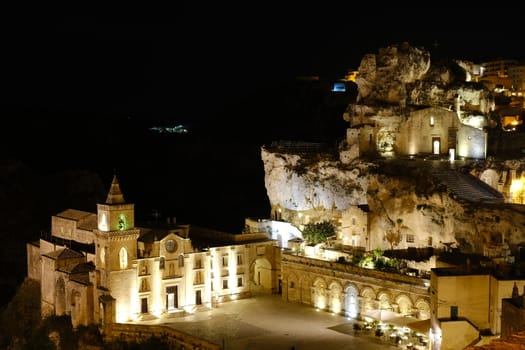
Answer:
top-left (345, 104), bottom-right (488, 160)
top-left (26, 175), bottom-right (279, 328)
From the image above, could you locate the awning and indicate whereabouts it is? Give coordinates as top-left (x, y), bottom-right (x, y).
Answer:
top-left (406, 319), bottom-right (431, 334)
top-left (361, 309), bottom-right (417, 327)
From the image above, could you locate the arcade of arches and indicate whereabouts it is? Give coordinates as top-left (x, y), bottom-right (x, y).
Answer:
top-left (281, 253), bottom-right (430, 320)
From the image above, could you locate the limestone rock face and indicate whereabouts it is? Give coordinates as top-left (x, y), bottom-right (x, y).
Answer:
top-left (262, 144), bottom-right (525, 254)
top-left (261, 147), bottom-right (372, 211)
top-left (261, 42), bottom-right (525, 256)
top-left (346, 42), bottom-right (494, 126)
top-left (356, 43), bottom-right (431, 105)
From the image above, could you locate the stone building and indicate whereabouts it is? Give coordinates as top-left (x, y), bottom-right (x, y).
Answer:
top-left (501, 283), bottom-right (525, 338)
top-left (430, 266), bottom-right (525, 350)
top-left (27, 175), bottom-right (280, 328)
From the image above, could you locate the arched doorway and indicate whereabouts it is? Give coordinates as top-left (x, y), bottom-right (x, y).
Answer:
top-left (344, 285), bottom-right (359, 318)
top-left (328, 282), bottom-right (343, 314)
top-left (432, 137), bottom-right (441, 155)
top-left (252, 258), bottom-right (272, 292)
top-left (312, 278), bottom-right (327, 310)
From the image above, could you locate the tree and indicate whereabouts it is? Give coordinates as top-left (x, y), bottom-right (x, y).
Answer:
top-left (0, 277), bottom-right (41, 349)
top-left (302, 221), bottom-right (336, 244)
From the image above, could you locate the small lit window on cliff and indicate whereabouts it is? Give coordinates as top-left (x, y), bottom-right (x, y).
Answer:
top-left (430, 116), bottom-right (435, 126)
top-left (406, 234), bottom-right (415, 243)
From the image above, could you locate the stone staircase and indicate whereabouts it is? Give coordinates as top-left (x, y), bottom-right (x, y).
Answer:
top-left (430, 164), bottom-right (505, 204)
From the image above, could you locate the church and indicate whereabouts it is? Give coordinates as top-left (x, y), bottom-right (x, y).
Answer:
top-left (26, 175), bottom-right (279, 328)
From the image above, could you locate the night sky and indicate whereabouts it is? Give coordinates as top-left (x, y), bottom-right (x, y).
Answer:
top-left (3, 7), bottom-right (525, 117)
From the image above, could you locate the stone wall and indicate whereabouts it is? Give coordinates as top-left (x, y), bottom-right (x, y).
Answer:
top-left (281, 252), bottom-right (430, 318)
top-left (104, 323), bottom-right (221, 350)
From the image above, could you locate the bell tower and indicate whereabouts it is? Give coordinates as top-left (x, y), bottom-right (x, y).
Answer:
top-left (97, 174), bottom-right (135, 232)
top-left (95, 174), bottom-right (140, 295)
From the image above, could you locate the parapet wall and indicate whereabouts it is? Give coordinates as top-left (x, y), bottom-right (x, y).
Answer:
top-left (104, 323), bottom-right (221, 350)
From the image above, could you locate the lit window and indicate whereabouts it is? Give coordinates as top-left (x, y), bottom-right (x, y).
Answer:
top-left (430, 116), bottom-right (435, 126)
top-left (119, 247), bottom-right (128, 269)
top-left (194, 271), bottom-right (203, 285)
top-left (118, 214), bottom-right (127, 230)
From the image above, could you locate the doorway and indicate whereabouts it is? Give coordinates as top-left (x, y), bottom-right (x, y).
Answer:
top-left (166, 286), bottom-right (178, 310)
top-left (432, 137), bottom-right (441, 155)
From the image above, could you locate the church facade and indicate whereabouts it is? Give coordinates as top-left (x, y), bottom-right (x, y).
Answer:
top-left (27, 175), bottom-right (279, 328)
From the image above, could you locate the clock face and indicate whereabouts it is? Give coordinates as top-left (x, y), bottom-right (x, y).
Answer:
top-left (165, 239), bottom-right (177, 253)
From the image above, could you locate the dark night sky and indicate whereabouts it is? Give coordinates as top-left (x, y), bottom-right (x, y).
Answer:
top-left (3, 6), bottom-right (525, 117)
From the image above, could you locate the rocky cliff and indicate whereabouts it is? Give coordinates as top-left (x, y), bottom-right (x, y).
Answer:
top-left (262, 43), bottom-right (525, 258)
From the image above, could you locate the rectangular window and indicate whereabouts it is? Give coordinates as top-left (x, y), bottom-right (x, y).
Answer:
top-left (194, 271), bottom-right (203, 285)
top-left (222, 255), bottom-right (228, 267)
top-left (222, 279), bottom-right (228, 289)
top-left (430, 116), bottom-right (435, 126)
top-left (428, 236), bottom-right (433, 246)
top-left (406, 234), bottom-right (415, 243)
top-left (237, 277), bottom-right (243, 287)
top-left (237, 254), bottom-right (243, 265)
top-left (290, 281), bottom-right (295, 288)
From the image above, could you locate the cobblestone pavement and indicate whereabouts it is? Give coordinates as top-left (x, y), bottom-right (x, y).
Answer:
top-left (135, 293), bottom-right (400, 350)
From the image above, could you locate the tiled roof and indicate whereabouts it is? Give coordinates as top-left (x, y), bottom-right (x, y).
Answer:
top-left (43, 248), bottom-right (84, 260)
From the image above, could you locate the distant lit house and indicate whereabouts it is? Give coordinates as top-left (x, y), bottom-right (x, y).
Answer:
top-left (27, 175), bottom-right (279, 328)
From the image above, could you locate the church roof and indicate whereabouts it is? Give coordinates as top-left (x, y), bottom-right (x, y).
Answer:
top-left (43, 247), bottom-right (84, 260)
top-left (60, 261), bottom-right (95, 276)
top-left (105, 174), bottom-right (125, 204)
top-left (56, 209), bottom-right (94, 221)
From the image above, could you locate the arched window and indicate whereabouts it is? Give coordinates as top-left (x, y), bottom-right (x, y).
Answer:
top-left (99, 246), bottom-right (106, 268)
top-left (119, 247), bottom-right (128, 269)
top-left (118, 214), bottom-right (127, 230)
